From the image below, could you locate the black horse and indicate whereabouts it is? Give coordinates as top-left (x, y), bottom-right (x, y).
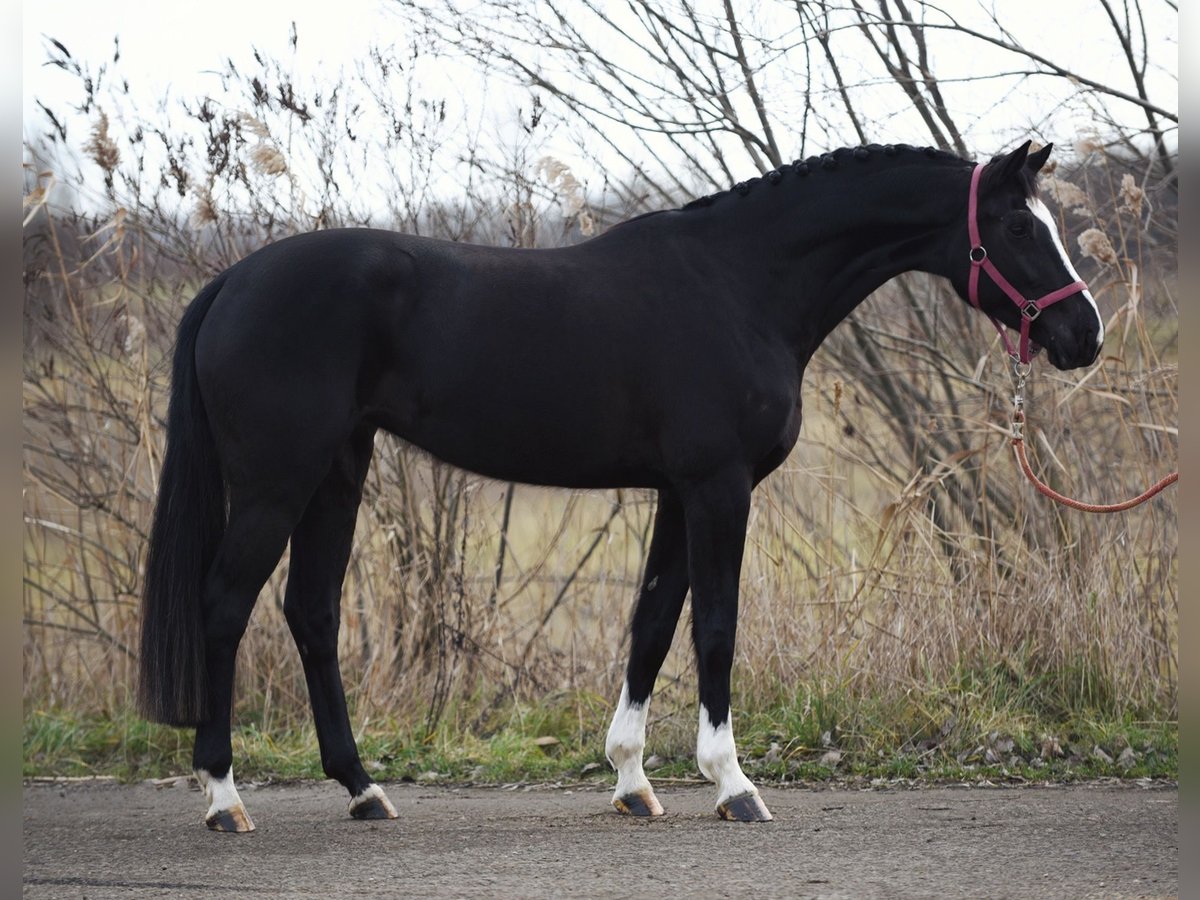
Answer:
top-left (138, 141), bottom-right (1102, 830)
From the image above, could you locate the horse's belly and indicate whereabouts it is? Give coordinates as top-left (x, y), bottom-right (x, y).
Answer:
top-left (400, 417), bottom-right (659, 489)
top-left (370, 363), bottom-right (660, 489)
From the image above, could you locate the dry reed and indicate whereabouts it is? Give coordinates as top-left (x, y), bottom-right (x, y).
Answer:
top-left (22, 45), bottom-right (1177, 758)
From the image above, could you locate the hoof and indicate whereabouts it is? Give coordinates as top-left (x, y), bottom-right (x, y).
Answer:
top-left (716, 792), bottom-right (772, 823)
top-left (206, 804), bottom-right (255, 833)
top-left (612, 789), bottom-right (664, 817)
top-left (349, 785), bottom-right (398, 820)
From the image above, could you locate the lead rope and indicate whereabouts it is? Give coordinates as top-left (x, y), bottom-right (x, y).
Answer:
top-left (1008, 361), bottom-right (1178, 513)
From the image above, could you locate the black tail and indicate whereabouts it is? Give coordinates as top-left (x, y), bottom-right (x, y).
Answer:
top-left (137, 276), bottom-right (227, 726)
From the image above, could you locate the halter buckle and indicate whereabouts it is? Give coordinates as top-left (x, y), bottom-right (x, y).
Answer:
top-left (1021, 302), bottom-right (1041, 321)
top-left (969, 246), bottom-right (987, 264)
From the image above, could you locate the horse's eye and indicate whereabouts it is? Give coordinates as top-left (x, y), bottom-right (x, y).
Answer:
top-left (1007, 212), bottom-right (1032, 238)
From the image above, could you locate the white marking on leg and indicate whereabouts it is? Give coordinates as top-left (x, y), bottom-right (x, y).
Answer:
top-left (196, 767), bottom-right (249, 825)
top-left (605, 682), bottom-right (653, 802)
top-left (1028, 197), bottom-right (1104, 348)
top-left (696, 705), bottom-right (758, 807)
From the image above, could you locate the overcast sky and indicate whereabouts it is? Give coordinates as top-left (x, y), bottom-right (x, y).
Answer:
top-left (22, 0), bottom-right (1178, 214)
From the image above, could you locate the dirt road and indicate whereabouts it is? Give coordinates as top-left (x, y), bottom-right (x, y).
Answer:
top-left (23, 779), bottom-right (1176, 898)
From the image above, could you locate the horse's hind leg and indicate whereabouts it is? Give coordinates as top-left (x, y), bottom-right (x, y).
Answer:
top-left (192, 490), bottom-right (313, 832)
top-left (606, 490), bottom-right (688, 817)
top-left (282, 425), bottom-right (397, 821)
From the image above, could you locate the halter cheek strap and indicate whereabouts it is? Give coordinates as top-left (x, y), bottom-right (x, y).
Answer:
top-left (966, 163), bottom-right (1088, 364)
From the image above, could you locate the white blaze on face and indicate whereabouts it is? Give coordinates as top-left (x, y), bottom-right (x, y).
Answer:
top-left (696, 705), bottom-right (758, 806)
top-left (605, 682), bottom-right (652, 799)
top-left (1027, 197), bottom-right (1104, 349)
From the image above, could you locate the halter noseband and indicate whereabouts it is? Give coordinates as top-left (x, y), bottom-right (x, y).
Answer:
top-left (967, 162), bottom-right (1088, 364)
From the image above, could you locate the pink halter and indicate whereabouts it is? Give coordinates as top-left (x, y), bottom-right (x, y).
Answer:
top-left (966, 163), bottom-right (1088, 363)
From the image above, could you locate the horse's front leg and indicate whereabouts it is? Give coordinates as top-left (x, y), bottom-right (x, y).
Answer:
top-left (605, 489), bottom-right (689, 816)
top-left (680, 468), bottom-right (772, 822)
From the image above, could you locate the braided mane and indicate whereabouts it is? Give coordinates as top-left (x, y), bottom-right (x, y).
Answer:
top-left (682, 143), bottom-right (967, 210)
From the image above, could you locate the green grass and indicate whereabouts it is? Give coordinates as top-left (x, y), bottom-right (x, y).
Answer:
top-left (24, 671), bottom-right (1177, 786)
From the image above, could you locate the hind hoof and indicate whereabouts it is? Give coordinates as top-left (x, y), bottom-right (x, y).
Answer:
top-left (206, 804), bottom-right (255, 833)
top-left (716, 792), bottom-right (772, 822)
top-left (613, 789), bottom-right (663, 817)
top-left (349, 785), bottom-right (398, 820)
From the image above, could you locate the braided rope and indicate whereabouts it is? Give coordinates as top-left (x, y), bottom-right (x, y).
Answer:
top-left (1011, 434), bottom-right (1178, 513)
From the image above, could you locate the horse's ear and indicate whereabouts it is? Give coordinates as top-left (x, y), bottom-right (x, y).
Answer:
top-left (1025, 142), bottom-right (1053, 174)
top-left (992, 140), bottom-right (1033, 184)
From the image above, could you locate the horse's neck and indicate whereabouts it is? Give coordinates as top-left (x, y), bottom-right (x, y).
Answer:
top-left (693, 159), bottom-right (971, 359)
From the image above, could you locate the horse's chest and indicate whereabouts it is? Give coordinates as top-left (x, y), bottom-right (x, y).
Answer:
top-left (743, 386), bottom-right (803, 458)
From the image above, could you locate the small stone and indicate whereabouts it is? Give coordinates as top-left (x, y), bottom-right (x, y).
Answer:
top-left (1117, 747), bottom-right (1138, 770)
top-left (819, 750), bottom-right (842, 768)
top-left (763, 742), bottom-right (782, 765)
top-left (1092, 746), bottom-right (1114, 765)
top-left (644, 755), bottom-right (664, 771)
top-left (580, 762), bottom-right (602, 775)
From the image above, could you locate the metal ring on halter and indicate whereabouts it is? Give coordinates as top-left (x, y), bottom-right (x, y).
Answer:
top-left (1012, 359), bottom-right (1032, 380)
top-left (1021, 302), bottom-right (1041, 320)
top-left (969, 246), bottom-right (987, 264)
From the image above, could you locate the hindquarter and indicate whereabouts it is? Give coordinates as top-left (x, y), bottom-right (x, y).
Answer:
top-left (192, 231), bottom-right (401, 487)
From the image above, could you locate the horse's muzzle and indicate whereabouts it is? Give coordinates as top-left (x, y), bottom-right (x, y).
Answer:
top-left (1043, 321), bottom-right (1102, 370)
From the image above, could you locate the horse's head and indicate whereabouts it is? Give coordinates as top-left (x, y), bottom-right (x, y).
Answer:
top-left (956, 141), bottom-right (1103, 370)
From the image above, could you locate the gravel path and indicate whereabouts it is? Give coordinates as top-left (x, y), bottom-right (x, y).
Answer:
top-left (23, 779), bottom-right (1177, 898)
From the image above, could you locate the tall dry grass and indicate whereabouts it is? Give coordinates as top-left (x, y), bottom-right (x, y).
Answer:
top-left (22, 44), bottom-right (1176, 757)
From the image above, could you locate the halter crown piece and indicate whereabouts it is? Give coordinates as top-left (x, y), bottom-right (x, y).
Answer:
top-left (966, 162), bottom-right (1089, 364)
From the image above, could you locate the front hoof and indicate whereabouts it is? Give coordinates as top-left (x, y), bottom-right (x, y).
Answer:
top-left (612, 789), bottom-right (664, 817)
top-left (206, 804), bottom-right (255, 833)
top-left (349, 785), bottom-right (399, 820)
top-left (716, 792), bottom-right (772, 822)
